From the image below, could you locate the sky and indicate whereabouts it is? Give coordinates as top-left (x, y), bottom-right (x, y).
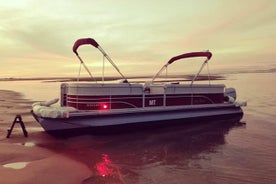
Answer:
top-left (1, 0), bottom-right (276, 78)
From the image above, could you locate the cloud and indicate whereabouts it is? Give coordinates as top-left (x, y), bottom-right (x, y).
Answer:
top-left (0, 0), bottom-right (276, 77)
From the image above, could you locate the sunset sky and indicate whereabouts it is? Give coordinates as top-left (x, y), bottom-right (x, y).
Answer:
top-left (1, 0), bottom-right (275, 78)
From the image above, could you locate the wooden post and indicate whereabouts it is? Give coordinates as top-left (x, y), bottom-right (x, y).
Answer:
top-left (6, 115), bottom-right (28, 138)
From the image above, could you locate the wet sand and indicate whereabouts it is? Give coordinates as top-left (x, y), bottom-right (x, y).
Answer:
top-left (0, 90), bottom-right (91, 184)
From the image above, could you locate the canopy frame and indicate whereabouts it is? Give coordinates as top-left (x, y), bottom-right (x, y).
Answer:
top-left (151, 51), bottom-right (212, 85)
top-left (73, 38), bottom-right (128, 83)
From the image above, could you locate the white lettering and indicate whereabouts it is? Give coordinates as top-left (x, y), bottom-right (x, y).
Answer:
top-left (149, 100), bottom-right (156, 106)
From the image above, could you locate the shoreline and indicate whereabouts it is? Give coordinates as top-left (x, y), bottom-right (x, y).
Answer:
top-left (0, 90), bottom-right (35, 128)
top-left (0, 74), bottom-right (225, 82)
top-left (0, 89), bottom-right (92, 184)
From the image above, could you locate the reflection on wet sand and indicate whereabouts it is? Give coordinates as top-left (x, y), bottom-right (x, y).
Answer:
top-left (3, 162), bottom-right (29, 169)
top-left (41, 115), bottom-right (244, 184)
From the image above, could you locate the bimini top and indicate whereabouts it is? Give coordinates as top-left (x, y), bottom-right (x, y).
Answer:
top-left (151, 51), bottom-right (212, 83)
top-left (72, 38), bottom-right (128, 82)
top-left (73, 38), bottom-right (99, 56)
top-left (167, 51), bottom-right (212, 64)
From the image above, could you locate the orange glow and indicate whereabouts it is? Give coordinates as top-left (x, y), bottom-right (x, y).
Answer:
top-left (1, 1), bottom-right (276, 78)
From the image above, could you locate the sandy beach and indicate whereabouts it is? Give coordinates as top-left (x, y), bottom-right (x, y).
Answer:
top-left (0, 90), bottom-right (92, 184)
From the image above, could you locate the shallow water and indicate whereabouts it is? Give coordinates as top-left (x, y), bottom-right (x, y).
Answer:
top-left (1, 72), bottom-right (276, 183)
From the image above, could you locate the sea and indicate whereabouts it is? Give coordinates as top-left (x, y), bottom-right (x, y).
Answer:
top-left (0, 72), bottom-right (276, 184)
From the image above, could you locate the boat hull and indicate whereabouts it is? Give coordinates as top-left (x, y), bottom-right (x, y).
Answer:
top-left (32, 103), bottom-right (243, 136)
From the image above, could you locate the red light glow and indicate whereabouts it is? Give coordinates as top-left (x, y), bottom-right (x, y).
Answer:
top-left (95, 154), bottom-right (113, 177)
top-left (100, 103), bottom-right (109, 110)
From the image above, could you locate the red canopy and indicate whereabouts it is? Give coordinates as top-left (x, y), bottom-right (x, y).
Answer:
top-left (168, 51), bottom-right (212, 64)
top-left (73, 38), bottom-right (99, 55)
